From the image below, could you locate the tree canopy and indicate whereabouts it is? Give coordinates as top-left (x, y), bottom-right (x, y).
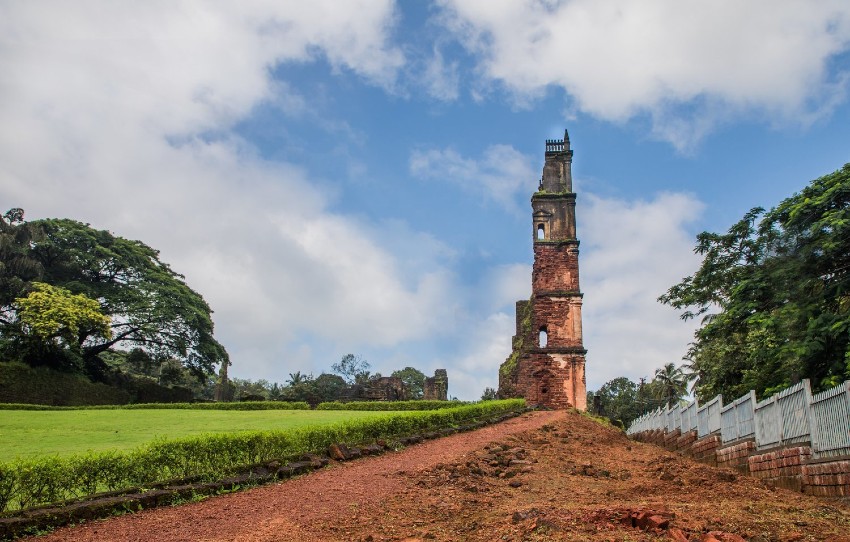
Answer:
top-left (0, 209), bottom-right (43, 312)
top-left (391, 366), bottom-right (426, 399)
top-left (589, 376), bottom-right (669, 426)
top-left (659, 164), bottom-right (850, 400)
top-left (0, 214), bottom-right (228, 381)
top-left (16, 282), bottom-right (111, 344)
top-left (332, 353), bottom-right (370, 384)
top-left (652, 363), bottom-right (688, 405)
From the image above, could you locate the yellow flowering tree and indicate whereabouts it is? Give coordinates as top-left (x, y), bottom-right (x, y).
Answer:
top-left (15, 282), bottom-right (111, 348)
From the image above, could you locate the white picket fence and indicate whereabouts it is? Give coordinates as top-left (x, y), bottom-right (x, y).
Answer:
top-left (626, 379), bottom-right (850, 459)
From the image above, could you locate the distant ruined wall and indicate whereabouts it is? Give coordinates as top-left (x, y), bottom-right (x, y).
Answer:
top-left (342, 376), bottom-right (408, 402)
top-left (423, 369), bottom-right (448, 400)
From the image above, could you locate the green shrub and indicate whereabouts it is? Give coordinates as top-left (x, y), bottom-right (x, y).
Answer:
top-left (0, 399), bottom-right (525, 512)
top-left (315, 400), bottom-right (469, 411)
top-left (0, 401), bottom-right (311, 411)
top-left (0, 362), bottom-right (131, 406)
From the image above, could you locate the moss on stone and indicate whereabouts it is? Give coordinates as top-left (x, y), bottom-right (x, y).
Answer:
top-left (499, 298), bottom-right (534, 379)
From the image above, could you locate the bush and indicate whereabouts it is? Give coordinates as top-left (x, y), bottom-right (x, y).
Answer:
top-left (0, 401), bottom-right (311, 411)
top-left (315, 400), bottom-right (469, 411)
top-left (0, 362), bottom-right (131, 406)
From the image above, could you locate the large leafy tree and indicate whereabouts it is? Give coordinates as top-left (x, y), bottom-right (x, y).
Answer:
top-left (0, 209), bottom-right (43, 312)
top-left (332, 353), bottom-right (370, 384)
top-left (2, 217), bottom-right (228, 380)
top-left (660, 164), bottom-right (850, 400)
top-left (588, 376), bottom-right (669, 427)
top-left (312, 373), bottom-right (347, 403)
top-left (593, 377), bottom-right (639, 425)
top-left (391, 366), bottom-right (426, 399)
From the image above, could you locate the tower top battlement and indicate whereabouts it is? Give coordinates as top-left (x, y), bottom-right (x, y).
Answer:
top-left (544, 129), bottom-right (571, 155)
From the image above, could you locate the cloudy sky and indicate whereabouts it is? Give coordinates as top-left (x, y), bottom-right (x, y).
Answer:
top-left (2, 1), bottom-right (850, 400)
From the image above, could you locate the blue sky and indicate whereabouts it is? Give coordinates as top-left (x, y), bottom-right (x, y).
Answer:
top-left (2, 1), bottom-right (850, 400)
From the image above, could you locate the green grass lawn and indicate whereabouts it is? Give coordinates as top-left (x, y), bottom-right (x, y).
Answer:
top-left (0, 409), bottom-right (393, 462)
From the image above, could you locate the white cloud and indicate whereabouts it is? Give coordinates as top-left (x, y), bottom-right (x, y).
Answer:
top-left (581, 191), bottom-right (704, 389)
top-left (421, 46), bottom-right (461, 101)
top-left (0, 2), bottom-right (460, 380)
top-left (441, 312), bottom-right (515, 401)
top-left (409, 144), bottom-right (537, 211)
top-left (0, 1), bottom-right (719, 402)
top-left (437, 0), bottom-right (850, 149)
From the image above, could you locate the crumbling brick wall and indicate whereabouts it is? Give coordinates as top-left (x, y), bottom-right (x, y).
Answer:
top-left (342, 377), bottom-right (408, 402)
top-left (423, 369), bottom-right (448, 400)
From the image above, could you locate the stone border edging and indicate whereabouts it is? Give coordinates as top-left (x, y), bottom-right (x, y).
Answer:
top-left (0, 408), bottom-right (531, 540)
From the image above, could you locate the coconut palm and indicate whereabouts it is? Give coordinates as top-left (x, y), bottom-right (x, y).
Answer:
top-left (652, 363), bottom-right (688, 406)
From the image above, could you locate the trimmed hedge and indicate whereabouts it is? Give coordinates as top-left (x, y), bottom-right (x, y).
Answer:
top-left (315, 400), bottom-right (469, 411)
top-left (0, 401), bottom-right (311, 411)
top-left (0, 399), bottom-right (525, 512)
top-left (0, 362), bottom-right (196, 406)
top-left (0, 362), bottom-right (131, 406)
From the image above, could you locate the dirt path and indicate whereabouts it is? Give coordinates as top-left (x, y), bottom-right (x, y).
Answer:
top-left (34, 410), bottom-right (565, 542)
top-left (32, 410), bottom-right (850, 541)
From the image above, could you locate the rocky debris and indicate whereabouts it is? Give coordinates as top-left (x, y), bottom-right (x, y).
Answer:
top-left (613, 508), bottom-right (752, 541)
top-left (622, 508), bottom-right (674, 531)
top-left (328, 443), bottom-right (350, 461)
top-left (414, 441), bottom-right (538, 495)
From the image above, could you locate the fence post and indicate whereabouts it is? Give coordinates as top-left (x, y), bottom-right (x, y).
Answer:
top-left (803, 379), bottom-right (818, 451)
top-left (730, 399), bottom-right (739, 442)
top-left (845, 381), bottom-right (850, 431)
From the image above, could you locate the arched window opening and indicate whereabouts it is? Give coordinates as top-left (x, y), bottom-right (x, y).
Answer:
top-left (538, 327), bottom-right (548, 347)
top-left (537, 223), bottom-right (545, 240)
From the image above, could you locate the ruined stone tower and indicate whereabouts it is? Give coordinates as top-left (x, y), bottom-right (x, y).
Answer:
top-left (498, 130), bottom-right (587, 410)
top-left (423, 369), bottom-right (448, 400)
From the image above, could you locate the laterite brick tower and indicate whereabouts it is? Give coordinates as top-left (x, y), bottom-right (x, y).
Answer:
top-left (499, 130), bottom-right (587, 410)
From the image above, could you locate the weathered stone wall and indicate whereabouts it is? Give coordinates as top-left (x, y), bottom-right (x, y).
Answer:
top-left (504, 351), bottom-right (586, 410)
top-left (343, 376), bottom-right (408, 402)
top-left (691, 435), bottom-right (722, 467)
top-left (748, 446), bottom-right (810, 492)
top-left (717, 440), bottom-right (756, 472)
top-left (803, 459), bottom-right (850, 497)
top-left (423, 369), bottom-right (448, 400)
top-left (532, 196), bottom-right (577, 240)
top-left (532, 296), bottom-right (583, 348)
top-left (631, 430), bottom-right (850, 499)
top-left (531, 243), bottom-right (580, 293)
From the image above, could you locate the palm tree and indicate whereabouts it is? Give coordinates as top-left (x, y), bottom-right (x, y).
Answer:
top-left (287, 371), bottom-right (305, 386)
top-left (653, 363), bottom-right (688, 406)
top-left (680, 353), bottom-right (703, 395)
